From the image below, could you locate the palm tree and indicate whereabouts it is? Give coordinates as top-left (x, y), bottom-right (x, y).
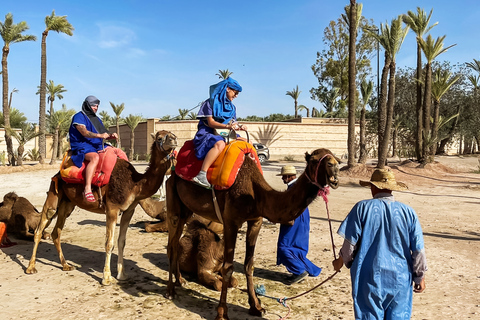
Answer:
top-left (38, 10), bottom-right (74, 164)
top-left (7, 123), bottom-right (42, 166)
top-left (345, 1), bottom-right (361, 167)
top-left (431, 69), bottom-right (459, 156)
top-left (177, 108), bottom-right (189, 120)
top-left (321, 88), bottom-right (340, 117)
top-left (286, 85), bottom-right (301, 118)
top-left (418, 34), bottom-right (455, 163)
top-left (47, 105), bottom-right (75, 164)
top-left (56, 103), bottom-right (75, 158)
top-left (0, 107), bottom-right (27, 128)
top-left (1, 13), bottom-right (36, 166)
top-left (358, 79), bottom-right (373, 164)
top-left (403, 8), bottom-right (437, 162)
top-left (123, 114), bottom-right (144, 160)
top-left (216, 69), bottom-right (233, 79)
top-left (36, 80), bottom-right (67, 115)
top-left (109, 102), bottom-right (124, 148)
top-left (297, 105), bottom-right (310, 117)
top-left (370, 17), bottom-right (410, 169)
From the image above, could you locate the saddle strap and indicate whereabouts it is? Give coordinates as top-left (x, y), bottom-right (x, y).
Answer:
top-left (211, 188), bottom-right (224, 224)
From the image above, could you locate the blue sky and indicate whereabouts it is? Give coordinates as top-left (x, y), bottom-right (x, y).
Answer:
top-left (3, 0), bottom-right (480, 123)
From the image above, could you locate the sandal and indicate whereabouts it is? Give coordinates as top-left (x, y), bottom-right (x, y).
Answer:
top-left (83, 191), bottom-right (96, 203)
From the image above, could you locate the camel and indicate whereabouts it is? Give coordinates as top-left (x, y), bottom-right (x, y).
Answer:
top-left (26, 130), bottom-right (178, 285)
top-left (166, 147), bottom-right (340, 320)
top-left (0, 192), bottom-right (50, 240)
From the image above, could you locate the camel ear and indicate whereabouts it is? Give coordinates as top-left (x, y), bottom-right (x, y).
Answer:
top-left (151, 133), bottom-right (156, 140)
top-left (305, 151), bottom-right (311, 163)
top-left (334, 155), bottom-right (342, 164)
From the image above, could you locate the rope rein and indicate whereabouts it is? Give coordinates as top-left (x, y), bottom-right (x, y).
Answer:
top-left (251, 154), bottom-right (340, 319)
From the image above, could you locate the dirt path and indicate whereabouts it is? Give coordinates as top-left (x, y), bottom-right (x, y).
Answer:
top-left (0, 156), bottom-right (479, 320)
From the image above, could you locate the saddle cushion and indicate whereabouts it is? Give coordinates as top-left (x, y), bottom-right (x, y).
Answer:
top-left (175, 140), bottom-right (263, 190)
top-left (60, 147), bottom-right (128, 187)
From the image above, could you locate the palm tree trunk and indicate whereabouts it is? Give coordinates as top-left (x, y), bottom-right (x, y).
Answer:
top-left (294, 100), bottom-right (298, 118)
top-left (347, 0), bottom-right (357, 168)
top-left (2, 46), bottom-right (15, 166)
top-left (422, 62), bottom-right (432, 163)
top-left (377, 52), bottom-right (391, 168)
top-left (17, 144), bottom-right (24, 166)
top-left (415, 43), bottom-right (423, 162)
top-left (129, 131), bottom-right (135, 160)
top-left (38, 31), bottom-right (48, 164)
top-left (50, 128), bottom-right (58, 165)
top-left (358, 105), bottom-right (367, 164)
top-left (378, 61), bottom-right (396, 169)
top-left (116, 120), bottom-right (121, 148)
top-left (431, 99), bottom-right (440, 156)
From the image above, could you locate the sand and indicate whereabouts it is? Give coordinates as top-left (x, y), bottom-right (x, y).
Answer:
top-left (0, 155), bottom-right (479, 320)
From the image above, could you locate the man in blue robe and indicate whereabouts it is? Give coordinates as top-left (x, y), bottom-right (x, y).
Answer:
top-left (276, 165), bottom-right (321, 285)
top-left (333, 168), bottom-right (427, 320)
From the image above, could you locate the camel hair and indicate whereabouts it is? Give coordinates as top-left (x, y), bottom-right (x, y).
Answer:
top-left (26, 130), bottom-right (178, 285)
top-left (166, 147), bottom-right (340, 320)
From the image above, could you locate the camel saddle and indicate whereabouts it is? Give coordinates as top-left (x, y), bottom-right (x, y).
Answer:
top-left (59, 147), bottom-right (128, 187)
top-left (175, 139), bottom-right (263, 190)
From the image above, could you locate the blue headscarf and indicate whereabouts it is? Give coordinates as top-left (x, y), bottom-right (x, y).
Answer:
top-left (209, 77), bottom-right (242, 124)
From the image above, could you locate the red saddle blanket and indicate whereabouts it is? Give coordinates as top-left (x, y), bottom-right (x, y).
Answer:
top-left (175, 140), bottom-right (263, 190)
top-left (59, 147), bottom-right (128, 187)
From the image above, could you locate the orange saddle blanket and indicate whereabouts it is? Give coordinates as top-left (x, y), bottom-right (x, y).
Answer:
top-left (59, 148), bottom-right (128, 187)
top-left (175, 140), bottom-right (263, 190)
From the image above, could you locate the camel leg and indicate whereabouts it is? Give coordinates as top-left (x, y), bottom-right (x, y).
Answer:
top-left (51, 200), bottom-right (76, 271)
top-left (215, 221), bottom-right (239, 320)
top-left (102, 208), bottom-right (118, 286)
top-left (116, 206), bottom-right (135, 281)
top-left (244, 218), bottom-right (265, 317)
top-left (26, 185), bottom-right (59, 274)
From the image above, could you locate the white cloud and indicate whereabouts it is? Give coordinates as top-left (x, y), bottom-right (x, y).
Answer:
top-left (97, 24), bottom-right (136, 49)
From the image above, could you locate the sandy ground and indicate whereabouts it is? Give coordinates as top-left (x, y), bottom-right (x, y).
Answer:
top-left (0, 155), bottom-right (479, 320)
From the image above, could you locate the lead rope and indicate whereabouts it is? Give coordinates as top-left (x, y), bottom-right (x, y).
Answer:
top-left (251, 158), bottom-right (339, 320)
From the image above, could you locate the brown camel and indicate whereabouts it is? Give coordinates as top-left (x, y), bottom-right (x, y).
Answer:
top-left (26, 130), bottom-right (177, 285)
top-left (0, 192), bottom-right (50, 240)
top-left (178, 216), bottom-right (236, 291)
top-left (166, 147), bottom-right (340, 320)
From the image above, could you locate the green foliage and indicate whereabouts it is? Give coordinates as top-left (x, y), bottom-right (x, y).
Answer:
top-left (0, 108), bottom-right (28, 128)
top-left (283, 155), bottom-right (295, 161)
top-left (216, 69), bottom-right (233, 79)
top-left (26, 148), bottom-right (41, 161)
top-left (124, 114), bottom-right (145, 130)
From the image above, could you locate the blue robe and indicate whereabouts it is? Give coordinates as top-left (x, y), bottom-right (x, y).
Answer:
top-left (68, 111), bottom-right (106, 168)
top-left (276, 181), bottom-right (322, 277)
top-left (338, 196), bottom-right (425, 320)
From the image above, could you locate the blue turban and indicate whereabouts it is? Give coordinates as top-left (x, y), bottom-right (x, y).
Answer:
top-left (209, 77), bottom-right (242, 124)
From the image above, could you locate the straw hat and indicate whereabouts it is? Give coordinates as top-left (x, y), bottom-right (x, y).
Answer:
top-left (359, 168), bottom-right (408, 191)
top-left (277, 165), bottom-right (297, 176)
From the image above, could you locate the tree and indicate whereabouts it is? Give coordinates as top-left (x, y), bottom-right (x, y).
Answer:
top-left (431, 69), bottom-right (459, 156)
top-left (0, 107), bottom-right (27, 128)
top-left (46, 104), bottom-right (75, 164)
top-left (286, 85), bottom-right (301, 118)
top-left (216, 69), bottom-right (233, 79)
top-left (38, 10), bottom-right (73, 164)
top-left (418, 34), bottom-right (456, 163)
top-left (7, 123), bottom-right (42, 166)
top-left (1, 13), bottom-right (36, 166)
top-left (358, 79), bottom-right (373, 164)
top-left (345, 1), bottom-right (361, 167)
top-left (297, 105), bottom-right (310, 117)
top-left (177, 108), bottom-right (189, 120)
top-left (369, 17), bottom-right (410, 168)
top-left (36, 80), bottom-right (67, 115)
top-left (311, 13), bottom-right (377, 107)
top-left (109, 102), bottom-right (124, 148)
top-left (402, 7), bottom-right (437, 161)
top-left (123, 114), bottom-right (144, 160)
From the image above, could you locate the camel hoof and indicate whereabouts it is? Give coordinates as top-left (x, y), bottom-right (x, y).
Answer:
top-left (117, 272), bottom-right (129, 281)
top-left (62, 264), bottom-right (76, 271)
top-left (26, 266), bottom-right (38, 274)
top-left (248, 305), bottom-right (266, 317)
top-left (102, 276), bottom-right (117, 286)
top-left (42, 232), bottom-right (51, 240)
top-left (164, 291), bottom-right (175, 300)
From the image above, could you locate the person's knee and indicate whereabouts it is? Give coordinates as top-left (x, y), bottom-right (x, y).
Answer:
top-left (214, 141), bottom-right (226, 152)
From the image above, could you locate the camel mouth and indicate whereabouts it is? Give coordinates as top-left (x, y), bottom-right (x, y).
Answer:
top-left (328, 175), bottom-right (339, 189)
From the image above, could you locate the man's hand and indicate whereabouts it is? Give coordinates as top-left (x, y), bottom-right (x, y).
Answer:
top-left (108, 132), bottom-right (118, 140)
top-left (414, 278), bottom-right (426, 293)
top-left (332, 257), bottom-right (344, 272)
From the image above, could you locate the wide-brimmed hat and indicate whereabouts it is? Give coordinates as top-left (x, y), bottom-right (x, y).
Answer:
top-left (277, 165), bottom-right (297, 176)
top-left (359, 168), bottom-right (408, 191)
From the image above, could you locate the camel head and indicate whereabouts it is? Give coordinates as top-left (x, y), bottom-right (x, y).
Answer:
top-left (151, 130), bottom-right (178, 155)
top-left (304, 148), bottom-right (340, 189)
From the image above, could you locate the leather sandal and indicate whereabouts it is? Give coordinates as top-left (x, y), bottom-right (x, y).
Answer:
top-left (83, 191), bottom-right (96, 202)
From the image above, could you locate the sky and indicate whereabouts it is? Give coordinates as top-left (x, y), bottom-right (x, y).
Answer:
top-left (3, 0), bottom-right (480, 123)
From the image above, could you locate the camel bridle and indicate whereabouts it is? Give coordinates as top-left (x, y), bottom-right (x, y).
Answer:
top-left (155, 132), bottom-right (177, 161)
top-left (305, 153), bottom-right (332, 191)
